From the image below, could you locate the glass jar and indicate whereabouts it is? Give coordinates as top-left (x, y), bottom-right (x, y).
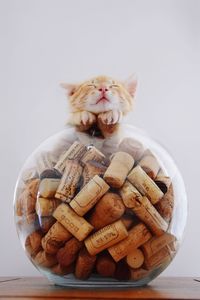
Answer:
top-left (14, 125), bottom-right (187, 287)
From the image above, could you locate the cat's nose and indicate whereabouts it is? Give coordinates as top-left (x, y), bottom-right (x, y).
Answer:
top-left (98, 87), bottom-right (108, 93)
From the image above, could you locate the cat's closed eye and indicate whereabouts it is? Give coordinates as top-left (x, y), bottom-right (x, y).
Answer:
top-left (87, 84), bottom-right (97, 88)
top-left (109, 84), bottom-right (119, 88)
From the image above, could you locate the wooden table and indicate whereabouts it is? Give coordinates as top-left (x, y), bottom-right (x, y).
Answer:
top-left (0, 277), bottom-right (200, 299)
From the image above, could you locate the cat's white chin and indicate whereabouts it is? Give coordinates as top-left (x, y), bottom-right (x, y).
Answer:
top-left (85, 100), bottom-right (120, 114)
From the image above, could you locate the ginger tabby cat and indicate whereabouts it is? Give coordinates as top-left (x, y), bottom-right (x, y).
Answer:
top-left (61, 75), bottom-right (137, 139)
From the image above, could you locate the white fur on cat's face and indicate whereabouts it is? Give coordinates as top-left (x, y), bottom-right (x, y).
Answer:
top-left (61, 75), bottom-right (137, 115)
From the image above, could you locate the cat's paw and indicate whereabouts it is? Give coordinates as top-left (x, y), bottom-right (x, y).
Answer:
top-left (80, 111), bottom-right (96, 125)
top-left (69, 111), bottom-right (96, 126)
top-left (98, 110), bottom-right (122, 125)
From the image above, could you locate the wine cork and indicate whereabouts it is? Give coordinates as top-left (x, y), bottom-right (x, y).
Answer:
top-left (128, 165), bottom-right (164, 204)
top-left (81, 146), bottom-right (105, 164)
top-left (155, 184), bottom-right (174, 222)
top-left (15, 195), bottom-right (23, 216)
top-left (96, 253), bottom-right (116, 277)
top-left (155, 180), bottom-right (171, 196)
top-left (121, 214), bottom-right (138, 230)
top-left (142, 149), bottom-right (154, 157)
top-left (54, 142), bottom-right (87, 174)
top-left (82, 160), bottom-right (107, 186)
top-left (114, 260), bottom-right (131, 281)
top-left (39, 168), bottom-right (62, 180)
top-left (126, 248), bottom-right (144, 269)
top-left (51, 263), bottom-right (75, 276)
top-left (169, 240), bottom-right (178, 252)
top-left (118, 137), bottom-right (145, 161)
top-left (34, 250), bottom-right (57, 268)
top-left (70, 175), bottom-right (109, 216)
top-left (20, 190), bottom-right (37, 215)
top-left (156, 168), bottom-right (167, 177)
top-left (24, 213), bottom-right (38, 225)
top-left (120, 180), bottom-right (143, 208)
top-left (41, 221), bottom-right (72, 254)
top-left (38, 216), bottom-right (56, 233)
top-left (17, 179), bottom-right (40, 215)
top-left (144, 245), bottom-right (173, 270)
top-left (132, 196), bottom-right (168, 236)
top-left (57, 238), bottom-right (83, 267)
top-left (36, 197), bottom-right (61, 217)
top-left (53, 203), bottom-right (94, 241)
top-left (15, 189), bottom-right (33, 216)
top-left (55, 160), bottom-right (82, 202)
top-left (138, 155), bottom-right (160, 179)
top-left (104, 152), bottom-right (135, 188)
top-left (75, 247), bottom-right (97, 280)
top-left (39, 178), bottom-right (60, 198)
top-left (142, 233), bottom-right (176, 260)
top-left (89, 193), bottom-right (125, 230)
top-left (130, 268), bottom-right (150, 281)
top-left (28, 178), bottom-right (40, 197)
top-left (36, 152), bottom-right (56, 175)
top-left (85, 220), bottom-right (128, 256)
top-left (17, 213), bottom-right (39, 234)
top-left (155, 177), bottom-right (171, 194)
top-left (108, 223), bottom-right (152, 262)
top-left (25, 231), bottom-right (43, 257)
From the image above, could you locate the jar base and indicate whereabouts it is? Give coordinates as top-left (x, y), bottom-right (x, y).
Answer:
top-left (42, 271), bottom-right (159, 289)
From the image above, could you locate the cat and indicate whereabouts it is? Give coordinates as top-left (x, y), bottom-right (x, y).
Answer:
top-left (61, 75), bottom-right (137, 140)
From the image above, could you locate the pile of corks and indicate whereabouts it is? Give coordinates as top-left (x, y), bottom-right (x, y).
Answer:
top-left (15, 138), bottom-right (176, 281)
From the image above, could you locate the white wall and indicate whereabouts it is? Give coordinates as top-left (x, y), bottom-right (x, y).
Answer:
top-left (0, 0), bottom-right (199, 277)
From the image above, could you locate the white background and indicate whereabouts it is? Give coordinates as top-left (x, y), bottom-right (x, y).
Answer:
top-left (0, 0), bottom-right (199, 277)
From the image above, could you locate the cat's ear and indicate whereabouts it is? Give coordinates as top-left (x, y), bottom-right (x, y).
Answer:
top-left (124, 75), bottom-right (137, 97)
top-left (60, 83), bottom-right (77, 96)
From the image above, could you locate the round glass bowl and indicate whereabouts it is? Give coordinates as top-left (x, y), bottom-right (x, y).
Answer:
top-left (14, 125), bottom-right (187, 288)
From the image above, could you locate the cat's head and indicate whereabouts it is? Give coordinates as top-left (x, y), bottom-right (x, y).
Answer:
top-left (61, 75), bottom-right (137, 115)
